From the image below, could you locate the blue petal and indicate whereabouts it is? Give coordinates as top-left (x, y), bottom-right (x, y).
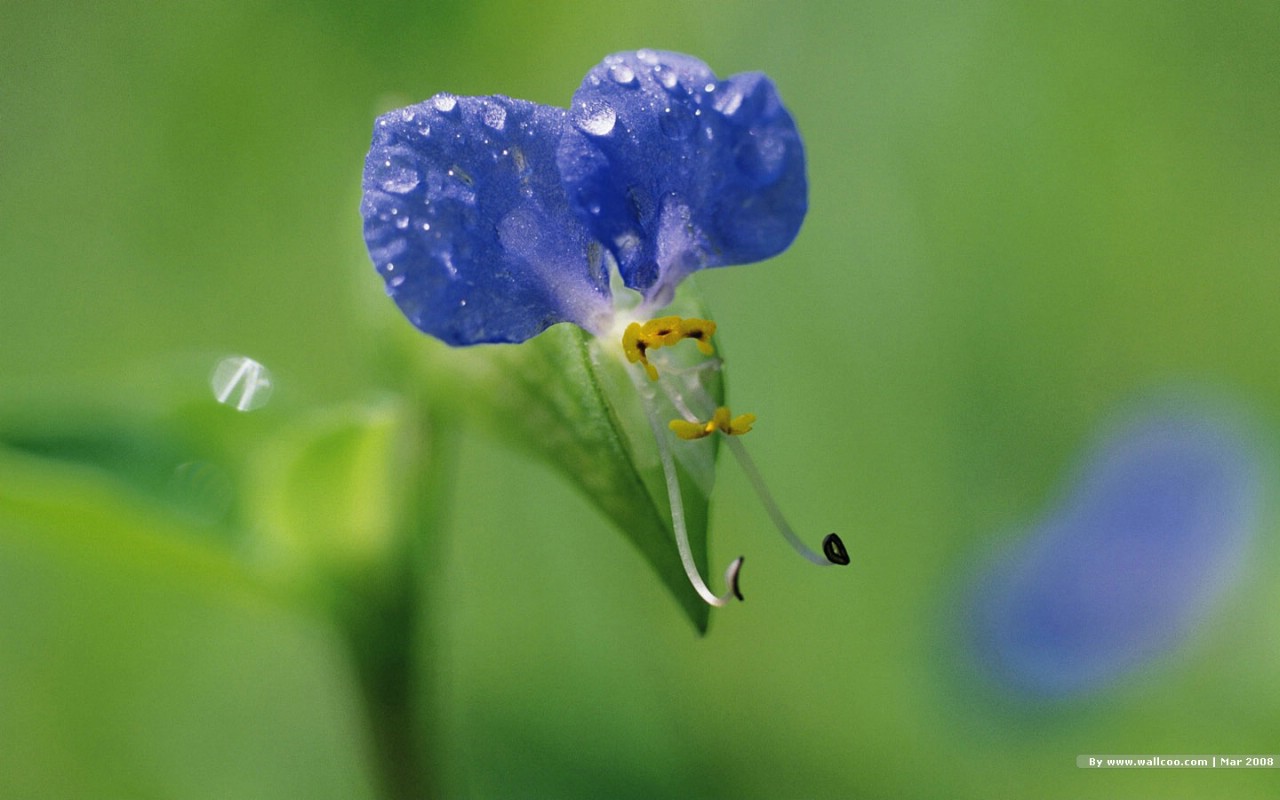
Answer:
top-left (967, 402), bottom-right (1262, 698)
top-left (557, 50), bottom-right (808, 305)
top-left (362, 94), bottom-right (611, 345)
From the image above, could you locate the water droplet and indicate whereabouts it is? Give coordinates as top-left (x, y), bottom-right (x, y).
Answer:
top-left (422, 222), bottom-right (431, 231)
top-left (432, 93), bottom-right (458, 113)
top-left (211, 355), bottom-right (273, 412)
top-left (635, 49), bottom-right (659, 65)
top-left (714, 87), bottom-right (744, 116)
top-left (394, 216), bottom-right (410, 229)
top-left (659, 105), bottom-right (696, 140)
top-left (704, 82), bottom-right (717, 93)
top-left (418, 125), bottom-right (431, 137)
top-left (608, 63), bottom-right (637, 86)
top-left (655, 66), bottom-right (679, 90)
top-left (577, 104), bottom-right (616, 136)
top-left (379, 155), bottom-right (420, 193)
top-left (388, 274), bottom-right (406, 289)
top-left (483, 102), bottom-right (506, 131)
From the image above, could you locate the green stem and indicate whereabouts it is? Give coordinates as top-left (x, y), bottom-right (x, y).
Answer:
top-left (343, 400), bottom-right (458, 800)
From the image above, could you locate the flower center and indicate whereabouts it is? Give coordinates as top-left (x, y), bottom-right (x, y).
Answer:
top-left (619, 314), bottom-right (851, 607)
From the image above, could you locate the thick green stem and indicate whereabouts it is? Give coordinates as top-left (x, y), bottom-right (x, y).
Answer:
top-left (342, 399), bottom-right (458, 800)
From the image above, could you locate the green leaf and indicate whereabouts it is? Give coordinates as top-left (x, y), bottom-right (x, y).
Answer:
top-left (406, 286), bottom-right (725, 631)
top-left (246, 398), bottom-right (416, 591)
top-left (0, 446), bottom-right (381, 799)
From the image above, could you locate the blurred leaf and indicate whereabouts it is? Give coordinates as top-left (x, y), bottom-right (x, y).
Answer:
top-left (0, 446), bottom-right (380, 799)
top-left (247, 397), bottom-right (417, 591)
top-left (0, 374), bottom-right (279, 538)
top-left (401, 287), bottom-right (724, 632)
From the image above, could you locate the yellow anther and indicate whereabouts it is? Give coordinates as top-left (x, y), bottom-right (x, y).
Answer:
top-left (678, 318), bottom-right (717, 355)
top-left (669, 418), bottom-right (716, 440)
top-left (620, 315), bottom-right (718, 380)
top-left (622, 322), bottom-right (659, 381)
top-left (641, 316), bottom-right (684, 347)
top-left (669, 406), bottom-right (756, 440)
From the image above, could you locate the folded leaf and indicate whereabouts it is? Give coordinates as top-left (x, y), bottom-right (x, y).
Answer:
top-left (408, 285), bottom-right (723, 631)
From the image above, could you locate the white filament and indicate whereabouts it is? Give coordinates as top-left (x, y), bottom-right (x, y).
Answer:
top-left (632, 368), bottom-right (742, 606)
top-left (662, 364), bottom-right (836, 567)
top-left (723, 436), bottom-right (832, 566)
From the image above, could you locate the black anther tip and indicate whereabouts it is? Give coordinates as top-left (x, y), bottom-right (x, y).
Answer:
top-left (822, 533), bottom-right (850, 566)
top-left (731, 558), bottom-right (745, 601)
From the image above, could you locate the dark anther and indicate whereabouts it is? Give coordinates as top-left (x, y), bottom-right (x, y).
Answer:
top-left (731, 558), bottom-right (745, 601)
top-left (822, 533), bottom-right (850, 566)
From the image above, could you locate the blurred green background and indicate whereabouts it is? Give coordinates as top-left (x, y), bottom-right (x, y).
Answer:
top-left (3, 1), bottom-right (1279, 798)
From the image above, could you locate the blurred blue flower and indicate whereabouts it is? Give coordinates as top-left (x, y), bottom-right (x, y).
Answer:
top-left (360, 49), bottom-right (806, 345)
top-left (967, 400), bottom-right (1264, 698)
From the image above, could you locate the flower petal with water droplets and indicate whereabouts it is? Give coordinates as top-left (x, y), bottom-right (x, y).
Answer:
top-left (557, 51), bottom-right (808, 306)
top-left (361, 95), bottom-right (612, 345)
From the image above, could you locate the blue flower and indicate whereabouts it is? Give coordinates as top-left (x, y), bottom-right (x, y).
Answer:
top-left (965, 400), bottom-right (1262, 698)
top-left (361, 49), bottom-right (806, 344)
top-left (361, 95), bottom-right (611, 345)
top-left (558, 50), bottom-right (807, 308)
top-left (361, 51), bottom-right (842, 609)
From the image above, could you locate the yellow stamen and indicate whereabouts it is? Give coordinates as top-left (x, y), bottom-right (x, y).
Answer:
top-left (669, 418), bottom-right (715, 440)
top-left (678, 318), bottom-right (717, 355)
top-left (620, 315), bottom-right (718, 380)
top-left (622, 321), bottom-right (659, 381)
top-left (642, 316), bottom-right (684, 347)
top-left (725, 411), bottom-right (756, 436)
top-left (669, 406), bottom-right (756, 440)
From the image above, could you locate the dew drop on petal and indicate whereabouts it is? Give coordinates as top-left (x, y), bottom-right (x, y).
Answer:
top-left (577, 104), bottom-right (616, 136)
top-left (608, 63), bottom-right (637, 87)
top-left (714, 86), bottom-right (744, 117)
top-left (483, 102), bottom-right (507, 131)
top-left (379, 155), bottom-right (420, 193)
top-left (431, 93), bottom-right (458, 114)
top-left (210, 355), bottom-right (273, 412)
